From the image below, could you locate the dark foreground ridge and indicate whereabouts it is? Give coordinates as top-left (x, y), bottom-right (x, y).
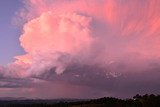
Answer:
top-left (0, 94), bottom-right (159, 107)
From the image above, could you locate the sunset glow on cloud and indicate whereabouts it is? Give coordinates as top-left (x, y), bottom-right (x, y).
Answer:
top-left (0, 0), bottom-right (160, 98)
top-left (17, 0), bottom-right (160, 75)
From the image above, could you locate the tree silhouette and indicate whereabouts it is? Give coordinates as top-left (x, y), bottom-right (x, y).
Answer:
top-left (0, 94), bottom-right (159, 107)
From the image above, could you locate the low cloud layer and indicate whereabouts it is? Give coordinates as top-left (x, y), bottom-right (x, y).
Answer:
top-left (0, 0), bottom-right (160, 98)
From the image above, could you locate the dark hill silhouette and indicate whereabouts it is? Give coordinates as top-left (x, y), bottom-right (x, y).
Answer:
top-left (0, 94), bottom-right (159, 107)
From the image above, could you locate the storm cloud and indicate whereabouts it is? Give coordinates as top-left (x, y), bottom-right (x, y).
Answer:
top-left (0, 0), bottom-right (160, 98)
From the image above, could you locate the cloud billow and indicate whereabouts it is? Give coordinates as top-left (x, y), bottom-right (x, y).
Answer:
top-left (0, 0), bottom-right (160, 98)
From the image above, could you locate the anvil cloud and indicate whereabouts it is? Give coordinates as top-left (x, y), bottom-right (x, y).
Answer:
top-left (0, 0), bottom-right (160, 98)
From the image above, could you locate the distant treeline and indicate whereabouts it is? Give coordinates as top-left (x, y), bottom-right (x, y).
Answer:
top-left (0, 94), bottom-right (159, 107)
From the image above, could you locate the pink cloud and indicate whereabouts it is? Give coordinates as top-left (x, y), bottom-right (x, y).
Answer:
top-left (1, 0), bottom-right (160, 98)
top-left (12, 0), bottom-right (160, 76)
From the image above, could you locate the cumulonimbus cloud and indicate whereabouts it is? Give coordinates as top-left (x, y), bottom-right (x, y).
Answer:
top-left (0, 0), bottom-right (160, 98)
top-left (14, 0), bottom-right (160, 76)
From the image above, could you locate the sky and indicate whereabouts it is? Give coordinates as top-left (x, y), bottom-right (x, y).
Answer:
top-left (0, 0), bottom-right (160, 99)
top-left (0, 0), bottom-right (24, 65)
